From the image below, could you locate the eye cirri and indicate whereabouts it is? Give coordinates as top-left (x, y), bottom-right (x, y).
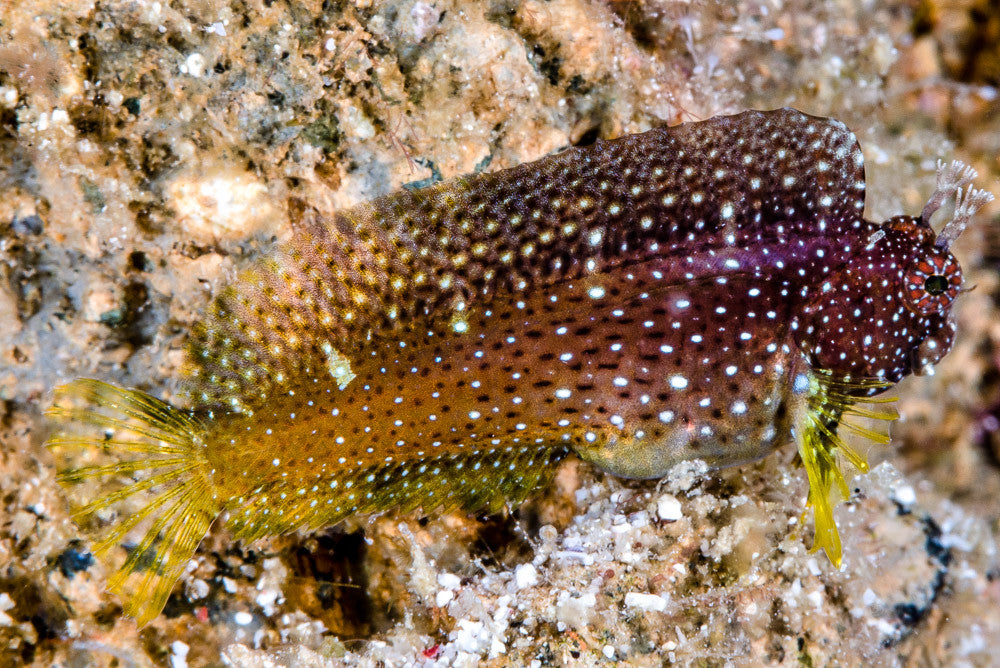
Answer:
top-left (46, 109), bottom-right (993, 626)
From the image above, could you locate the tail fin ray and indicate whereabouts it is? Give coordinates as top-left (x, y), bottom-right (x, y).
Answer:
top-left (46, 379), bottom-right (219, 627)
top-left (90, 475), bottom-right (194, 555)
top-left (107, 480), bottom-right (216, 624)
top-left (79, 465), bottom-right (198, 542)
top-left (47, 436), bottom-right (188, 457)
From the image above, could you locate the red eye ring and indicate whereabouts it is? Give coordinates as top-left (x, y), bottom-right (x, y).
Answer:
top-left (904, 254), bottom-right (961, 315)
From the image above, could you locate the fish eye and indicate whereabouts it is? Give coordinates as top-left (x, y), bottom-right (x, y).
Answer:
top-left (904, 254), bottom-right (961, 315)
top-left (923, 274), bottom-right (949, 296)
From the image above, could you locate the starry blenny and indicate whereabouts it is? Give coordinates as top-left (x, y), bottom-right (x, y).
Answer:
top-left (47, 109), bottom-right (993, 625)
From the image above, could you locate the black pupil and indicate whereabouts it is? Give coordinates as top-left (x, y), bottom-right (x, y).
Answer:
top-left (924, 274), bottom-right (949, 296)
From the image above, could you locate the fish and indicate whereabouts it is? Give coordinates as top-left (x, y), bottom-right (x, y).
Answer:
top-left (45, 108), bottom-right (993, 626)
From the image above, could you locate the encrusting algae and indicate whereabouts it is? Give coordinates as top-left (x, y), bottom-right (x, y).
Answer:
top-left (46, 109), bottom-right (994, 626)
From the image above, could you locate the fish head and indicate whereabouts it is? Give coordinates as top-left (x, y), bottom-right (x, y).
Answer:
top-left (794, 215), bottom-right (963, 386)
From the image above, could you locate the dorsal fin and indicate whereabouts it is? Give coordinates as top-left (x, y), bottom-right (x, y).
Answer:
top-left (186, 200), bottom-right (372, 414)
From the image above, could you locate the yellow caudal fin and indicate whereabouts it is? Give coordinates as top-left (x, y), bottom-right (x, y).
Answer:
top-left (796, 371), bottom-right (898, 567)
top-left (46, 379), bottom-right (219, 626)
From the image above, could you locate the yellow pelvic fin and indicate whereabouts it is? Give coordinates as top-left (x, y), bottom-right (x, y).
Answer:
top-left (796, 372), bottom-right (898, 567)
top-left (46, 379), bottom-right (219, 627)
